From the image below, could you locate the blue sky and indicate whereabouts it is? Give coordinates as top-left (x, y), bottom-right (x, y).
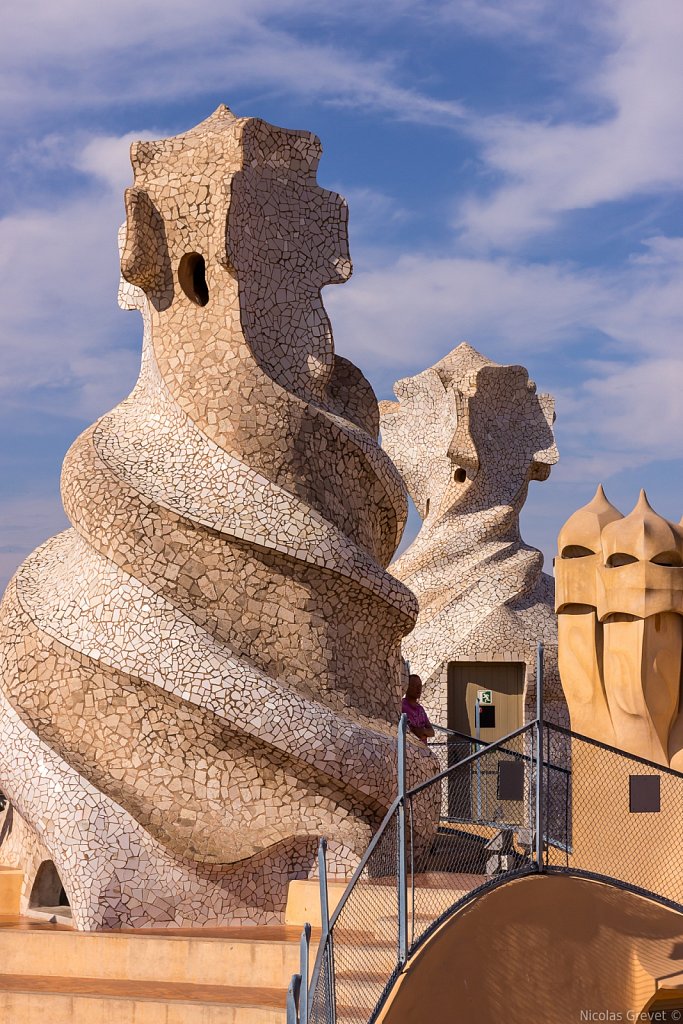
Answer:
top-left (2, 0), bottom-right (683, 592)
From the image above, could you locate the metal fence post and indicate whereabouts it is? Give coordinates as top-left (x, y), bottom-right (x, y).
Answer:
top-left (398, 713), bottom-right (408, 965)
top-left (318, 838), bottom-right (337, 1024)
top-left (286, 973), bottom-right (301, 1024)
top-left (299, 923), bottom-right (311, 1024)
top-left (535, 641), bottom-right (545, 872)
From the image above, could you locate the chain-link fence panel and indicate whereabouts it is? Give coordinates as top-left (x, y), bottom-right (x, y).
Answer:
top-left (544, 724), bottom-right (683, 906)
top-left (406, 724), bottom-right (537, 952)
top-left (426, 728), bottom-right (484, 778)
top-left (542, 723), bottom-right (572, 862)
top-left (305, 718), bottom-right (683, 1024)
top-left (425, 728), bottom-right (486, 821)
top-left (308, 807), bottom-right (401, 1024)
top-left (308, 935), bottom-right (334, 1024)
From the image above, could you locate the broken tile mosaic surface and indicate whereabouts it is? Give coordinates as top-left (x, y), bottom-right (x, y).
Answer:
top-left (380, 343), bottom-right (565, 729)
top-left (0, 106), bottom-right (436, 929)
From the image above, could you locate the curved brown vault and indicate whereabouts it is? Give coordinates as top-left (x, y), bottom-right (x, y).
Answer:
top-left (379, 875), bottom-right (683, 1023)
top-left (0, 106), bottom-right (434, 929)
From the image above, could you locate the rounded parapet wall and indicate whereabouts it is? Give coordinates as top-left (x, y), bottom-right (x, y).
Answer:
top-left (377, 875), bottom-right (683, 1024)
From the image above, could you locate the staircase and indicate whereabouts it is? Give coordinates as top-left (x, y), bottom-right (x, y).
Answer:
top-left (0, 866), bottom-right (309, 1023)
top-left (287, 874), bottom-right (488, 1024)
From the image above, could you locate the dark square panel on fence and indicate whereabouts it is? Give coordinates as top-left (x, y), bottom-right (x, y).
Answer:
top-left (629, 774), bottom-right (660, 813)
top-left (497, 760), bottom-right (525, 801)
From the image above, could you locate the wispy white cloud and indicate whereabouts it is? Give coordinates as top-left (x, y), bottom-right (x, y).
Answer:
top-left (425, 0), bottom-right (576, 40)
top-left (0, 1), bottom-right (466, 128)
top-left (2, 0), bottom-right (683, 593)
top-left (0, 133), bottom-right (141, 419)
top-left (328, 251), bottom-right (604, 367)
top-left (560, 355), bottom-right (683, 466)
top-left (328, 234), bottom-right (683, 482)
top-left (342, 187), bottom-right (411, 247)
top-left (455, 0), bottom-right (683, 247)
top-left (75, 132), bottom-right (157, 192)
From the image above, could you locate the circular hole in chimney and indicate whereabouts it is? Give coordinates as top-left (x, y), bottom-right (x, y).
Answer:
top-left (454, 468), bottom-right (467, 483)
top-left (178, 252), bottom-right (209, 306)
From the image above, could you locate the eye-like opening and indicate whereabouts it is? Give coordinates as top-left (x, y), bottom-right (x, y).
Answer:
top-left (561, 545), bottom-right (594, 559)
top-left (178, 252), bottom-right (209, 306)
top-left (606, 552), bottom-right (638, 568)
top-left (453, 468), bottom-right (467, 483)
top-left (425, 498), bottom-right (430, 517)
top-left (651, 550), bottom-right (683, 567)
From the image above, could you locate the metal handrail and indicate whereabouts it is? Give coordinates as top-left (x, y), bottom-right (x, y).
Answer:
top-left (535, 642), bottom-right (544, 871)
top-left (302, 644), bottom-right (552, 1022)
top-left (548, 721), bottom-right (683, 779)
top-left (305, 795), bottom-right (403, 1018)
top-left (430, 725), bottom-right (570, 777)
top-left (328, 794), bottom-right (402, 932)
top-left (299, 924), bottom-right (311, 1024)
top-left (286, 974), bottom-right (301, 1024)
top-left (304, 718), bottom-right (544, 1022)
top-left (405, 721), bottom-right (534, 798)
top-left (429, 724), bottom-right (486, 743)
top-left (300, 673), bottom-right (683, 1024)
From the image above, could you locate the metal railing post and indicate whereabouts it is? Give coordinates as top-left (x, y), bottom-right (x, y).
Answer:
top-left (286, 973), bottom-right (301, 1024)
top-left (299, 923), bottom-right (311, 1024)
top-left (398, 713), bottom-right (408, 965)
top-left (535, 641), bottom-right (545, 872)
top-left (475, 699), bottom-right (482, 820)
top-left (318, 838), bottom-right (337, 1024)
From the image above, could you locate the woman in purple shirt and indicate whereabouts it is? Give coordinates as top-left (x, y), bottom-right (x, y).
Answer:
top-left (401, 674), bottom-right (435, 743)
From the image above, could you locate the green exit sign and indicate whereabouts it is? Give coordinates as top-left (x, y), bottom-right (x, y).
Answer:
top-left (477, 689), bottom-right (493, 705)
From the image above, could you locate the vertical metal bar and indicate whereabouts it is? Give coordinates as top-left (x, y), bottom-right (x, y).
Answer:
top-left (319, 837), bottom-right (330, 936)
top-left (564, 754), bottom-right (570, 868)
top-left (318, 838), bottom-right (337, 1024)
top-left (475, 701), bottom-right (482, 820)
top-left (409, 794), bottom-right (415, 949)
top-left (286, 974), bottom-right (301, 1024)
top-left (398, 713), bottom-right (408, 965)
top-left (299, 923), bottom-right (311, 1024)
top-left (535, 641), bottom-right (545, 871)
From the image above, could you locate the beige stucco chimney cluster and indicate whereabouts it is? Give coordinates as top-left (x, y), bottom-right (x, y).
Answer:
top-left (557, 486), bottom-right (683, 768)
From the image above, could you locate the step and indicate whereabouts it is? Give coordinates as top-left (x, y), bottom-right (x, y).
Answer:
top-left (0, 974), bottom-right (287, 1024)
top-left (335, 970), bottom-right (396, 1003)
top-left (323, 937), bottom-right (398, 981)
top-left (329, 874), bottom-right (484, 935)
top-left (0, 917), bottom-right (307, 990)
top-left (25, 905), bottom-right (73, 925)
top-left (0, 868), bottom-right (23, 915)
top-left (418, 828), bottom-right (490, 874)
top-left (286, 879), bottom-right (348, 927)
